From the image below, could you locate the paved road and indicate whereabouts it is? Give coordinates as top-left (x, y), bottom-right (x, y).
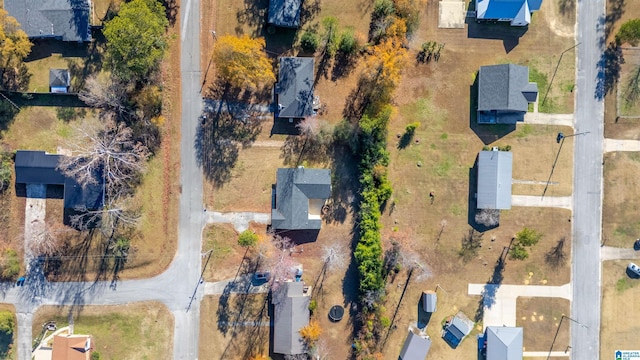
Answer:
top-left (571, 0), bottom-right (606, 357)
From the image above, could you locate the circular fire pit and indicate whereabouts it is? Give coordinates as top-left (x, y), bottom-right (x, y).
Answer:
top-left (328, 305), bottom-right (344, 322)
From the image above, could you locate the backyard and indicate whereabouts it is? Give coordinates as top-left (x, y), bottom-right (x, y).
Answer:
top-left (32, 302), bottom-right (173, 360)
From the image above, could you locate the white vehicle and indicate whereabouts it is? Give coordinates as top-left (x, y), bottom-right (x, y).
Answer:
top-left (627, 263), bottom-right (640, 277)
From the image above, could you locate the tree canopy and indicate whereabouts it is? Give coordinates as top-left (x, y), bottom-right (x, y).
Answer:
top-left (0, 9), bottom-right (32, 90)
top-left (616, 18), bottom-right (640, 46)
top-left (104, 0), bottom-right (169, 81)
top-left (213, 35), bottom-right (275, 90)
top-left (237, 230), bottom-right (258, 248)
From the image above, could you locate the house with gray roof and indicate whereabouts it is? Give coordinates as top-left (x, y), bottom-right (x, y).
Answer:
top-left (271, 281), bottom-right (311, 356)
top-left (275, 57), bottom-right (315, 121)
top-left (271, 167), bottom-right (331, 231)
top-left (14, 150), bottom-right (104, 227)
top-left (477, 149), bottom-right (513, 210)
top-left (399, 330), bottom-right (432, 360)
top-left (485, 326), bottom-right (523, 360)
top-left (477, 64), bottom-right (538, 124)
top-left (475, 0), bottom-right (543, 26)
top-left (4, 0), bottom-right (91, 42)
top-left (268, 0), bottom-right (302, 28)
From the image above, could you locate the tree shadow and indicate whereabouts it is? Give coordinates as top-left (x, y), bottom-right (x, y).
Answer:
top-left (324, 142), bottom-right (358, 225)
top-left (2, 63), bottom-right (31, 92)
top-left (558, 0), bottom-right (575, 16)
top-left (331, 52), bottom-right (358, 81)
top-left (595, 42), bottom-right (624, 101)
top-left (66, 32), bottom-right (106, 91)
top-left (300, 0), bottom-right (321, 27)
top-left (469, 78), bottom-right (516, 144)
top-left (161, 0), bottom-right (180, 27)
top-left (605, 0), bottom-right (625, 39)
top-left (196, 86), bottom-right (263, 188)
top-left (466, 20), bottom-right (528, 54)
top-left (473, 252), bottom-right (507, 323)
top-left (0, 98), bottom-right (20, 134)
top-left (237, 0), bottom-right (269, 36)
top-left (342, 76), bottom-right (373, 122)
top-left (315, 50), bottom-right (333, 85)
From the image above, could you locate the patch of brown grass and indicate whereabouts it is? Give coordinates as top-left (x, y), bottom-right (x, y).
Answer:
top-left (601, 260), bottom-right (640, 359)
top-left (603, 151), bottom-right (640, 248)
top-left (32, 302), bottom-right (173, 360)
top-left (516, 297), bottom-right (570, 352)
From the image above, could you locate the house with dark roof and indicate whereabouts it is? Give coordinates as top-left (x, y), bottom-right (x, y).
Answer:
top-left (271, 167), bottom-right (331, 232)
top-left (399, 330), bottom-right (432, 360)
top-left (442, 312), bottom-right (474, 348)
top-left (484, 326), bottom-right (523, 360)
top-left (268, 0), bottom-right (302, 28)
top-left (477, 149), bottom-right (513, 210)
top-left (271, 281), bottom-right (311, 356)
top-left (50, 69), bottom-right (71, 93)
top-left (4, 0), bottom-right (91, 42)
top-left (51, 334), bottom-right (93, 360)
top-left (477, 64), bottom-right (538, 124)
top-left (14, 150), bottom-right (104, 227)
top-left (475, 0), bottom-right (543, 26)
top-left (275, 57), bottom-right (315, 122)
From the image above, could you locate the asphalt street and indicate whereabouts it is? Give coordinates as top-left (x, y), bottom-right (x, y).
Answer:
top-left (570, 0), bottom-right (606, 358)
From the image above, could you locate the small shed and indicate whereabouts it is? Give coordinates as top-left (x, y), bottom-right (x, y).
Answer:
top-left (399, 330), bottom-right (431, 360)
top-left (50, 69), bottom-right (71, 93)
top-left (422, 291), bottom-right (437, 313)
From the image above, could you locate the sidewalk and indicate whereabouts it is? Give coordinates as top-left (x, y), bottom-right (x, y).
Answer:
top-left (603, 139), bottom-right (640, 153)
top-left (205, 211), bottom-right (270, 232)
top-left (511, 195), bottom-right (572, 210)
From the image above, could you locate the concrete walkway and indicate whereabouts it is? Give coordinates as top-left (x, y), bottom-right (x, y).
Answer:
top-left (600, 246), bottom-right (640, 261)
top-left (205, 211), bottom-right (270, 232)
top-left (524, 113), bottom-right (574, 127)
top-left (24, 184), bottom-right (47, 261)
top-left (603, 139), bottom-right (640, 153)
top-left (524, 351), bottom-right (570, 358)
top-left (203, 275), bottom-right (269, 295)
top-left (511, 195), bottom-right (573, 210)
top-left (468, 283), bottom-right (571, 330)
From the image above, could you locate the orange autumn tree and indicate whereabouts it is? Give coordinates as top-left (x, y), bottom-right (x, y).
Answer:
top-left (361, 39), bottom-right (408, 113)
top-left (213, 35), bottom-right (275, 90)
top-left (299, 320), bottom-right (322, 345)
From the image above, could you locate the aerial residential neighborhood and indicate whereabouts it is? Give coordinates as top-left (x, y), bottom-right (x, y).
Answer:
top-left (0, 0), bottom-right (639, 359)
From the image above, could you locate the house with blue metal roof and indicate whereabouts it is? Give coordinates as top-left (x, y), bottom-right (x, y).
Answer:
top-left (475, 0), bottom-right (543, 26)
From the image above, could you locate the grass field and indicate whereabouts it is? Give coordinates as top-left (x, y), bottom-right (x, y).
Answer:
top-left (516, 297), bottom-right (570, 352)
top-left (0, 304), bottom-right (16, 360)
top-left (601, 260), bottom-right (640, 359)
top-left (603, 151), bottom-right (640, 248)
top-left (32, 302), bottom-right (173, 360)
top-left (202, 223), bottom-right (242, 282)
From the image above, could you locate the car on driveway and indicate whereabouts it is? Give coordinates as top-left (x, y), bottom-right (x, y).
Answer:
top-left (254, 272), bottom-right (270, 282)
top-left (628, 263), bottom-right (640, 277)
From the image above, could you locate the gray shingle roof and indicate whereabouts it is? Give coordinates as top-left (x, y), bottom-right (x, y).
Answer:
top-left (478, 64), bottom-right (538, 113)
top-left (49, 69), bottom-right (70, 88)
top-left (271, 282), bottom-right (310, 355)
top-left (272, 167), bottom-right (331, 230)
top-left (4, 0), bottom-right (91, 42)
top-left (486, 326), bottom-right (523, 360)
top-left (477, 150), bottom-right (513, 210)
top-left (14, 150), bottom-right (104, 213)
top-left (276, 57), bottom-right (315, 119)
top-left (268, 0), bottom-right (302, 28)
top-left (399, 331), bottom-right (432, 360)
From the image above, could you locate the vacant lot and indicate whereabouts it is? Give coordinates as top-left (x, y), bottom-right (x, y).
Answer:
top-left (603, 0), bottom-right (640, 139)
top-left (617, 49), bottom-right (640, 118)
top-left (516, 297), bottom-right (570, 352)
top-left (603, 151), bottom-right (640, 248)
top-left (32, 302), bottom-right (173, 360)
top-left (601, 260), bottom-right (640, 359)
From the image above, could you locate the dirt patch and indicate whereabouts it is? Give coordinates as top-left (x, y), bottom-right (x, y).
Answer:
top-left (32, 302), bottom-right (173, 360)
top-left (516, 297), bottom-right (570, 352)
top-left (603, 151), bottom-right (640, 248)
top-left (601, 260), bottom-right (640, 359)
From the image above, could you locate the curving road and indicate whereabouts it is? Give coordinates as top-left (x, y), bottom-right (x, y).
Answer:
top-left (1, 0), bottom-right (206, 359)
top-left (570, 0), bottom-right (606, 358)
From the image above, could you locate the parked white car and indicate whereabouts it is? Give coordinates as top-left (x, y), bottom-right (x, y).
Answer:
top-left (627, 263), bottom-right (640, 277)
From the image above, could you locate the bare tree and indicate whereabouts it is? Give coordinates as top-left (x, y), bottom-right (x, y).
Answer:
top-left (545, 237), bottom-right (567, 269)
top-left (58, 119), bottom-right (149, 190)
top-left (78, 74), bottom-right (130, 116)
top-left (69, 194), bottom-right (140, 235)
top-left (475, 208), bottom-right (500, 227)
top-left (27, 221), bottom-right (72, 256)
top-left (321, 243), bottom-right (348, 274)
top-left (459, 228), bottom-right (483, 260)
top-left (264, 235), bottom-right (298, 289)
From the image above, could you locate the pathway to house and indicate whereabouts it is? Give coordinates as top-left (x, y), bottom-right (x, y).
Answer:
top-left (524, 113), bottom-right (574, 127)
top-left (204, 211), bottom-right (271, 232)
top-left (603, 139), bottom-right (640, 153)
top-left (511, 195), bottom-right (573, 210)
top-left (24, 184), bottom-right (47, 262)
top-left (468, 283), bottom-right (571, 330)
top-left (600, 246), bottom-right (640, 261)
top-left (251, 140), bottom-right (284, 148)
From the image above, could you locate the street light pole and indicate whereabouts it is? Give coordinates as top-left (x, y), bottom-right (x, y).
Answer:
top-left (542, 42), bottom-right (582, 107)
top-left (542, 131), bottom-right (590, 198)
top-left (546, 315), bottom-right (588, 360)
top-left (186, 249), bottom-right (214, 312)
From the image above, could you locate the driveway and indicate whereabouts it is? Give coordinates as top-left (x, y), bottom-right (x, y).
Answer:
top-left (511, 195), bottom-right (573, 210)
top-left (603, 139), bottom-right (640, 152)
top-left (524, 113), bottom-right (574, 127)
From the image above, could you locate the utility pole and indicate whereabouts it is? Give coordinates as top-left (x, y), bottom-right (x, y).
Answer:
top-left (546, 315), bottom-right (587, 360)
top-left (542, 131), bottom-right (589, 198)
